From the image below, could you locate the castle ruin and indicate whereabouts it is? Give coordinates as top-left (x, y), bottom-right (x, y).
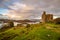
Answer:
top-left (42, 11), bottom-right (53, 23)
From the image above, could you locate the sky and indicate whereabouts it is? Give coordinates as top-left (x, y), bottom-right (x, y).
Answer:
top-left (0, 0), bottom-right (60, 20)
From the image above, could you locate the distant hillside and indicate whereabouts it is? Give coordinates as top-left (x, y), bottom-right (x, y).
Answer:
top-left (53, 18), bottom-right (60, 24)
top-left (0, 19), bottom-right (40, 23)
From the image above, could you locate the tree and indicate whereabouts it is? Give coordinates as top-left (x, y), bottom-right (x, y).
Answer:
top-left (8, 21), bottom-right (14, 27)
top-left (26, 24), bottom-right (30, 28)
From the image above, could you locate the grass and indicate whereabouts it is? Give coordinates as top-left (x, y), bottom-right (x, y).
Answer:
top-left (0, 23), bottom-right (60, 40)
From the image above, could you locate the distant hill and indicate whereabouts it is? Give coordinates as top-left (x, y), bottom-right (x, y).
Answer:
top-left (0, 14), bottom-right (40, 23)
top-left (0, 19), bottom-right (40, 23)
top-left (53, 18), bottom-right (60, 24)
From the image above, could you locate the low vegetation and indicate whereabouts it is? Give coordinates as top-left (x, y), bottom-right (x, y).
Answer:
top-left (0, 23), bottom-right (60, 40)
top-left (0, 21), bottom-right (14, 32)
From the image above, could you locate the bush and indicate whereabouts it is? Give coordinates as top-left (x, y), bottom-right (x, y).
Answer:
top-left (8, 21), bottom-right (14, 27)
top-left (17, 24), bottom-right (22, 27)
top-left (26, 24), bottom-right (30, 28)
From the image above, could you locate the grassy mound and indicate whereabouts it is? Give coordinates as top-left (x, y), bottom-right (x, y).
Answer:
top-left (0, 23), bottom-right (60, 40)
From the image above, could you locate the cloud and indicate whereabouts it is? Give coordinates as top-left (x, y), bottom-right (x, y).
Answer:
top-left (0, 14), bottom-right (9, 19)
top-left (8, 2), bottom-right (35, 11)
top-left (0, 0), bottom-right (60, 19)
top-left (6, 2), bottom-right (36, 20)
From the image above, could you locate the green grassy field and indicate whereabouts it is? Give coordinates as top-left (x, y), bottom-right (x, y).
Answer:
top-left (0, 23), bottom-right (60, 40)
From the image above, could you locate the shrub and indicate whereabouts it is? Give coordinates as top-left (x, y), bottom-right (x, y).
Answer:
top-left (17, 24), bottom-right (22, 27)
top-left (26, 24), bottom-right (30, 28)
top-left (8, 21), bottom-right (14, 27)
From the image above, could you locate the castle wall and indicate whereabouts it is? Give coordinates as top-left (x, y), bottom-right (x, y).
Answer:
top-left (42, 11), bottom-right (53, 23)
top-left (46, 14), bottom-right (53, 22)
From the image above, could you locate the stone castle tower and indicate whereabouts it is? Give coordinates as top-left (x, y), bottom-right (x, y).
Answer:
top-left (42, 11), bottom-right (53, 23)
top-left (42, 11), bottom-right (46, 23)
